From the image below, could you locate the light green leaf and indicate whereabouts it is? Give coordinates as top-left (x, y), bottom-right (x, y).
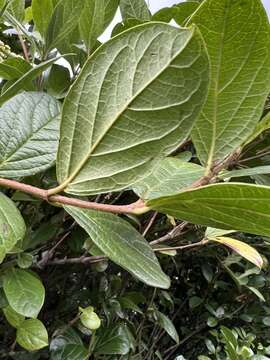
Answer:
top-left (0, 192), bottom-right (26, 263)
top-left (17, 253), bottom-right (33, 269)
top-left (16, 319), bottom-right (48, 351)
top-left (189, 0), bottom-right (270, 169)
top-left (0, 92), bottom-right (60, 178)
top-left (209, 236), bottom-right (263, 268)
top-left (221, 166), bottom-right (270, 180)
top-left (152, 2), bottom-right (199, 26)
top-left (0, 57), bottom-right (32, 80)
top-left (79, 0), bottom-right (105, 54)
top-left (119, 0), bottom-right (151, 21)
top-left (243, 111), bottom-right (270, 147)
top-left (133, 157), bottom-right (204, 200)
top-left (3, 268), bottom-right (45, 318)
top-left (32, 0), bottom-right (53, 37)
top-left (155, 311), bottom-right (179, 344)
top-left (3, 305), bottom-right (25, 328)
top-left (248, 286), bottom-right (265, 302)
top-left (94, 325), bottom-right (130, 355)
top-left (0, 56), bottom-right (62, 105)
top-left (7, 0), bottom-right (24, 22)
top-left (56, 22), bottom-right (209, 195)
top-left (46, 0), bottom-right (85, 51)
top-left (148, 183), bottom-right (270, 238)
top-left (205, 227), bottom-right (236, 238)
top-left (65, 206), bottom-right (170, 289)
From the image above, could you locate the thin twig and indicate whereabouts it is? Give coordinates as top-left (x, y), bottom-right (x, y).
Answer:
top-left (149, 221), bottom-right (188, 245)
top-left (154, 239), bottom-right (209, 253)
top-left (46, 255), bottom-right (107, 266)
top-left (143, 211), bottom-right (158, 237)
top-left (17, 28), bottom-right (29, 61)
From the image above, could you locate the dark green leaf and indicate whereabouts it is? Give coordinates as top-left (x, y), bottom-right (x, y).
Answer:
top-left (65, 206), bottom-right (170, 289)
top-left (119, 0), bottom-right (151, 21)
top-left (94, 325), bottom-right (130, 355)
top-left (0, 57), bottom-right (32, 80)
top-left (155, 311), bottom-right (179, 344)
top-left (47, 64), bottom-right (70, 98)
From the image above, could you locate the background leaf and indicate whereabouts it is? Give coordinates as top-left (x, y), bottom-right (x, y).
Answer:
top-left (16, 319), bottom-right (48, 351)
top-left (94, 325), bottom-right (130, 355)
top-left (189, 0), bottom-right (270, 168)
top-left (0, 192), bottom-right (26, 263)
top-left (0, 57), bottom-right (32, 80)
top-left (148, 183), bottom-right (270, 237)
top-left (119, 0), bottom-right (151, 21)
top-left (155, 310), bottom-right (179, 344)
top-left (65, 206), bottom-right (171, 289)
top-left (0, 92), bottom-right (60, 178)
top-left (3, 268), bottom-right (45, 318)
top-left (32, 0), bottom-right (53, 37)
top-left (56, 23), bottom-right (209, 195)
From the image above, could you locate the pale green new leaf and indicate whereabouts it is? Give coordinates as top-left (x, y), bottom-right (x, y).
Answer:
top-left (119, 0), bottom-right (151, 21)
top-left (0, 57), bottom-right (32, 80)
top-left (209, 236), bottom-right (263, 269)
top-left (3, 268), bottom-right (45, 318)
top-left (32, 0), bottom-right (53, 37)
top-left (148, 183), bottom-right (270, 237)
top-left (79, 0), bottom-right (105, 53)
top-left (16, 319), bottom-right (48, 351)
top-left (133, 157), bottom-right (204, 200)
top-left (65, 206), bottom-right (170, 289)
top-left (57, 23), bottom-right (209, 195)
top-left (0, 92), bottom-right (60, 178)
top-left (0, 192), bottom-right (26, 263)
top-left (46, 0), bottom-right (85, 51)
top-left (0, 56), bottom-right (62, 105)
top-left (189, 0), bottom-right (270, 168)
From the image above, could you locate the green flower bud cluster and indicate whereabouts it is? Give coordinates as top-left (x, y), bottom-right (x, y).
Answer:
top-left (79, 306), bottom-right (101, 331)
top-left (0, 40), bottom-right (19, 62)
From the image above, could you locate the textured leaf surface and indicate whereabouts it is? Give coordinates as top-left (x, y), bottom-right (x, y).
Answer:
top-left (95, 325), bottom-right (130, 355)
top-left (0, 92), bottom-right (60, 178)
top-left (3, 268), bottom-right (45, 318)
top-left (65, 206), bottom-right (170, 289)
top-left (148, 183), bottom-right (270, 237)
top-left (57, 22), bottom-right (209, 195)
top-left (0, 192), bottom-right (26, 263)
top-left (46, 0), bottom-right (85, 51)
top-left (32, 0), bottom-right (53, 37)
top-left (0, 56), bottom-right (62, 105)
top-left (189, 0), bottom-right (270, 167)
top-left (16, 319), bottom-right (48, 351)
top-left (52, 345), bottom-right (89, 360)
top-left (221, 166), bottom-right (270, 179)
top-left (119, 0), bottom-right (150, 21)
top-left (244, 112), bottom-right (270, 147)
top-left (209, 236), bottom-right (263, 268)
top-left (133, 157), bottom-right (204, 199)
top-left (0, 57), bottom-right (32, 80)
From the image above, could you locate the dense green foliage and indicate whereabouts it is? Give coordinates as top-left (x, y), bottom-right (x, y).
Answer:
top-left (0, 0), bottom-right (270, 359)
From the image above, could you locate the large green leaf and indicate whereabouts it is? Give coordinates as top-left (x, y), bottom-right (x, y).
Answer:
top-left (16, 319), bottom-right (48, 351)
top-left (0, 56), bottom-right (62, 105)
top-left (0, 57), bottom-right (32, 80)
top-left (79, 0), bottom-right (105, 53)
top-left (56, 23), bottom-right (209, 195)
top-left (189, 0), bottom-right (270, 169)
top-left (0, 92), bottom-right (60, 178)
top-left (65, 206), bottom-right (170, 288)
top-left (133, 157), bottom-right (204, 200)
top-left (152, 1), bottom-right (199, 26)
top-left (46, 0), bottom-right (85, 51)
top-left (7, 0), bottom-right (24, 22)
top-left (94, 325), bottom-right (130, 355)
top-left (148, 183), bottom-right (270, 237)
top-left (0, 192), bottom-right (26, 263)
top-left (119, 0), bottom-right (150, 21)
top-left (3, 268), bottom-right (45, 318)
top-left (32, 0), bottom-right (53, 37)
top-left (52, 345), bottom-right (89, 360)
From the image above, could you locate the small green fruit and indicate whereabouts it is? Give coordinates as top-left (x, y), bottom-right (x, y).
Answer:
top-left (79, 306), bottom-right (101, 330)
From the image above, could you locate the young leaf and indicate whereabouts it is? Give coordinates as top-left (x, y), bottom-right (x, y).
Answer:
top-left (133, 157), bottom-right (204, 200)
top-left (65, 206), bottom-right (171, 289)
top-left (3, 268), bottom-right (45, 318)
top-left (94, 325), bottom-right (130, 355)
top-left (155, 311), bottom-right (179, 344)
top-left (0, 56), bottom-right (63, 105)
top-left (148, 183), bottom-right (270, 238)
top-left (46, 0), bottom-right (85, 51)
top-left (0, 192), bottom-right (26, 264)
top-left (189, 0), bottom-right (270, 169)
top-left (0, 92), bottom-right (60, 178)
top-left (0, 57), bottom-right (32, 80)
top-left (56, 23), bottom-right (209, 195)
top-left (16, 319), bottom-right (48, 351)
top-left (119, 0), bottom-right (151, 21)
top-left (7, 0), bottom-right (24, 22)
top-left (79, 0), bottom-right (105, 54)
top-left (32, 0), bottom-right (53, 37)
top-left (209, 236), bottom-right (263, 269)
top-left (3, 305), bottom-right (25, 328)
